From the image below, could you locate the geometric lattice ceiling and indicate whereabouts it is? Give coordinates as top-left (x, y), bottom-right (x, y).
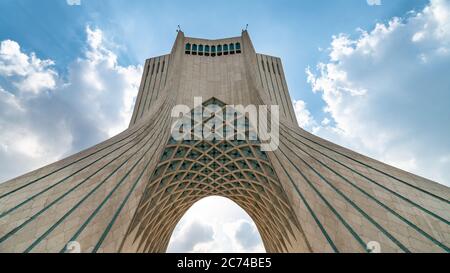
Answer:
top-left (122, 98), bottom-right (303, 253)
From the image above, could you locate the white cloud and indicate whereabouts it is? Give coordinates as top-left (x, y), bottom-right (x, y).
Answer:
top-left (233, 220), bottom-right (262, 249)
top-left (0, 40), bottom-right (57, 94)
top-left (63, 26), bottom-right (142, 137)
top-left (167, 196), bottom-right (265, 253)
top-left (293, 100), bottom-right (319, 133)
top-left (167, 221), bottom-right (215, 253)
top-left (66, 0), bottom-right (81, 6)
top-left (367, 0), bottom-right (382, 6)
top-left (304, 0), bottom-right (450, 186)
top-left (0, 26), bottom-right (142, 182)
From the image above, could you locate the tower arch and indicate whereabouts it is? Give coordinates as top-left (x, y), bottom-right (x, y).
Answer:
top-left (119, 98), bottom-right (308, 253)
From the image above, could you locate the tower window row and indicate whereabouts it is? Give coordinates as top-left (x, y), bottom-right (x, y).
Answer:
top-left (185, 42), bottom-right (242, 56)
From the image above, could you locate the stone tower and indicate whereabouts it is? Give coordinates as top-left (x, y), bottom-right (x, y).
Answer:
top-left (0, 31), bottom-right (449, 253)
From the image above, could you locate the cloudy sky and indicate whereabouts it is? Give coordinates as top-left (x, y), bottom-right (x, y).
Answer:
top-left (0, 0), bottom-right (449, 252)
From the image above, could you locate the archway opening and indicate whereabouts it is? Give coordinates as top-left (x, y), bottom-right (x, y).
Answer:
top-left (120, 98), bottom-right (305, 253)
top-left (167, 196), bottom-right (266, 253)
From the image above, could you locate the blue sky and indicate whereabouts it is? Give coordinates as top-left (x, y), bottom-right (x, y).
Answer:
top-left (0, 0), bottom-right (429, 120)
top-left (0, 0), bottom-right (449, 252)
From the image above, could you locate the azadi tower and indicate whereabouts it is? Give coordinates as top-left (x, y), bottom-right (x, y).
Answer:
top-left (0, 31), bottom-right (449, 253)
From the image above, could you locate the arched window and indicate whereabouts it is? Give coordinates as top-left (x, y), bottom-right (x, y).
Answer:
top-left (185, 43), bottom-right (191, 55)
top-left (217, 45), bottom-right (222, 56)
top-left (198, 44), bottom-right (204, 56)
top-left (211, 45), bottom-right (216, 57)
top-left (205, 45), bottom-right (210, 56)
top-left (236, 42), bottom-right (241, 53)
top-left (192, 44), bottom-right (198, 55)
top-left (223, 44), bottom-right (229, 55)
top-left (229, 43), bottom-right (235, 54)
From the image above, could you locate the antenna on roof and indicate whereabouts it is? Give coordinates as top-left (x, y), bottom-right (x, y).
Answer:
top-left (177, 25), bottom-right (182, 32)
top-left (245, 24), bottom-right (249, 31)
